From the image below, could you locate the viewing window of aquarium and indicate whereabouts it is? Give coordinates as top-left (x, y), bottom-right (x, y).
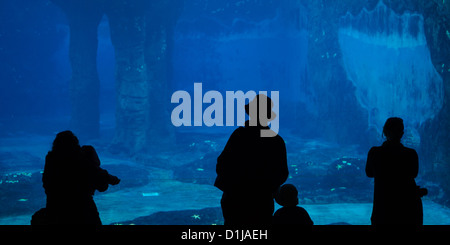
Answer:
top-left (1, 0), bottom-right (449, 226)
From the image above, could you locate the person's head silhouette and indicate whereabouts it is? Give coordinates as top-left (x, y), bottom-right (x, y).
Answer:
top-left (52, 130), bottom-right (80, 154)
top-left (245, 94), bottom-right (276, 127)
top-left (275, 184), bottom-right (299, 207)
top-left (382, 117), bottom-right (404, 142)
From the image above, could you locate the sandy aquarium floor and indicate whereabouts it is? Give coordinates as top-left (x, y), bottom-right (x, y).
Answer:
top-left (1, 132), bottom-right (450, 225)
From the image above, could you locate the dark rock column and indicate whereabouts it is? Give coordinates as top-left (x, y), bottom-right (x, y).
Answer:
top-left (106, 0), bottom-right (181, 154)
top-left (106, 0), bottom-right (149, 153)
top-left (51, 0), bottom-right (104, 138)
top-left (144, 0), bottom-right (183, 148)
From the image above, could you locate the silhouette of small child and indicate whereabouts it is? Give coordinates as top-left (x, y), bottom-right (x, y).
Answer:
top-left (81, 145), bottom-right (121, 190)
top-left (273, 184), bottom-right (313, 225)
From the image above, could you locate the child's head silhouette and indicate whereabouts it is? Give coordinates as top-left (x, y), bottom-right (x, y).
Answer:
top-left (275, 184), bottom-right (299, 207)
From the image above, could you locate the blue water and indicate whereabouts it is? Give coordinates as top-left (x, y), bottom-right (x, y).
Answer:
top-left (0, 0), bottom-right (448, 225)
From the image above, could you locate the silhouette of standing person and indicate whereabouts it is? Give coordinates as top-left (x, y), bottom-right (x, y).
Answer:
top-left (366, 117), bottom-right (426, 225)
top-left (214, 94), bottom-right (289, 225)
top-left (36, 130), bottom-right (120, 225)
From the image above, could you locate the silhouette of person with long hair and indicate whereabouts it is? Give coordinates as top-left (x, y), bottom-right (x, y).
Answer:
top-left (214, 94), bottom-right (289, 225)
top-left (366, 117), bottom-right (426, 225)
top-left (35, 130), bottom-right (120, 225)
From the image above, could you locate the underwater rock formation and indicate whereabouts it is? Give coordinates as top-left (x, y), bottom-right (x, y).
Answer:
top-left (299, 0), bottom-right (449, 205)
top-left (298, 0), bottom-right (369, 144)
top-left (0, 170), bottom-right (45, 217)
top-left (106, 1), bottom-right (150, 152)
top-left (51, 0), bottom-right (180, 151)
top-left (338, 1), bottom-right (444, 138)
top-left (51, 0), bottom-right (104, 139)
top-left (172, 0), bottom-right (309, 129)
top-left (324, 157), bottom-right (371, 193)
top-left (144, 1), bottom-right (182, 149)
top-left (106, 0), bottom-right (181, 153)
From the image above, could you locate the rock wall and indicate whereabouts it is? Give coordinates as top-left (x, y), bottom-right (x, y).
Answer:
top-left (338, 1), bottom-right (443, 147)
top-left (299, 0), bottom-right (369, 144)
top-left (302, 0), bottom-right (450, 203)
top-left (53, 0), bottom-right (449, 190)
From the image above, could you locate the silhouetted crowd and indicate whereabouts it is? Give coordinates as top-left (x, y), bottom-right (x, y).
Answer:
top-left (31, 95), bottom-right (426, 226)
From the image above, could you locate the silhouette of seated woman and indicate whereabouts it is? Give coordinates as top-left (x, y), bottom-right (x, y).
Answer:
top-left (366, 117), bottom-right (426, 225)
top-left (34, 130), bottom-right (120, 225)
top-left (214, 94), bottom-right (289, 225)
top-left (273, 184), bottom-right (313, 225)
